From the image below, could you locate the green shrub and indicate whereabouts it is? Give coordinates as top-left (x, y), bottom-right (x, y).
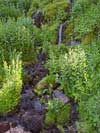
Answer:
top-left (0, 0), bottom-right (32, 18)
top-left (72, 0), bottom-right (100, 39)
top-left (46, 45), bottom-right (88, 99)
top-left (38, 23), bottom-right (59, 45)
top-left (46, 40), bottom-right (100, 98)
top-left (77, 94), bottom-right (100, 133)
top-left (17, 0), bottom-right (33, 14)
top-left (0, 4), bottom-right (21, 19)
top-left (45, 44), bottom-right (68, 74)
top-left (45, 99), bottom-right (71, 126)
top-left (0, 18), bottom-right (37, 62)
top-left (28, 0), bottom-right (70, 24)
top-left (46, 40), bottom-right (100, 132)
top-left (0, 51), bottom-right (22, 114)
top-left (0, 0), bottom-right (18, 6)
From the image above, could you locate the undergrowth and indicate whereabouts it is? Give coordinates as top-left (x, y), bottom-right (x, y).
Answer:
top-left (0, 0), bottom-right (100, 132)
top-left (0, 51), bottom-right (22, 114)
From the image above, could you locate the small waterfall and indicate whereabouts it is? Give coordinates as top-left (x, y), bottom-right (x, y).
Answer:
top-left (58, 23), bottom-right (65, 44)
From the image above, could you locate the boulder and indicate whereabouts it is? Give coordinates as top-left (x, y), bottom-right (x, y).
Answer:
top-left (0, 122), bottom-right (10, 133)
top-left (21, 111), bottom-right (43, 132)
top-left (32, 11), bottom-right (44, 28)
top-left (32, 100), bottom-right (44, 113)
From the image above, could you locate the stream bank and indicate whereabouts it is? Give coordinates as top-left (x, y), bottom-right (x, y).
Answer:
top-left (0, 51), bottom-right (78, 133)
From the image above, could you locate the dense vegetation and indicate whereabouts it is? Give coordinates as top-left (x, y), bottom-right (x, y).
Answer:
top-left (0, 0), bottom-right (100, 132)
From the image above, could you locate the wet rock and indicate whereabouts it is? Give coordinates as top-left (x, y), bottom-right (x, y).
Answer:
top-left (38, 48), bottom-right (46, 62)
top-left (20, 89), bottom-right (35, 110)
top-left (20, 94), bottom-right (32, 110)
top-left (22, 89), bottom-right (35, 100)
top-left (23, 63), bottom-right (48, 86)
top-left (70, 0), bottom-right (74, 4)
top-left (65, 40), bottom-right (80, 46)
top-left (53, 90), bottom-right (70, 103)
top-left (44, 128), bottom-right (61, 133)
top-left (32, 11), bottom-right (44, 28)
top-left (71, 103), bottom-right (78, 123)
top-left (0, 122), bottom-right (10, 133)
top-left (5, 115), bottom-right (19, 128)
top-left (58, 23), bottom-right (66, 44)
top-left (32, 100), bottom-right (44, 113)
top-left (21, 111), bottom-right (43, 132)
top-left (24, 89), bottom-right (35, 99)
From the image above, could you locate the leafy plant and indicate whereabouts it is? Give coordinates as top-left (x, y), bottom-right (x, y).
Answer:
top-left (46, 45), bottom-right (87, 99)
top-left (0, 18), bottom-right (37, 62)
top-left (0, 51), bottom-right (22, 114)
top-left (77, 94), bottom-right (100, 133)
top-left (72, 0), bottom-right (100, 39)
top-left (46, 40), bottom-right (100, 132)
top-left (0, 4), bottom-right (21, 19)
top-left (45, 99), bottom-right (71, 126)
top-left (0, 0), bottom-right (32, 18)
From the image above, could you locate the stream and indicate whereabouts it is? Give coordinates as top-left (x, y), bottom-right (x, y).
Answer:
top-left (0, 51), bottom-right (77, 133)
top-left (58, 23), bottom-right (66, 44)
top-left (0, 2), bottom-right (79, 132)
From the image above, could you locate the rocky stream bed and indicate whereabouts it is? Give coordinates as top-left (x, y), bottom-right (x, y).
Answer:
top-left (0, 52), bottom-right (78, 133)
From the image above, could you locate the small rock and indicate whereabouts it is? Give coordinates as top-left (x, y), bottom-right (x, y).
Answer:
top-left (21, 111), bottom-right (43, 132)
top-left (32, 11), bottom-right (44, 28)
top-left (5, 125), bottom-right (31, 133)
top-left (20, 95), bottom-right (32, 110)
top-left (22, 90), bottom-right (35, 100)
top-left (66, 40), bottom-right (80, 46)
top-left (0, 122), bottom-right (10, 133)
top-left (32, 100), bottom-right (44, 112)
top-left (53, 90), bottom-right (70, 103)
top-left (44, 128), bottom-right (61, 133)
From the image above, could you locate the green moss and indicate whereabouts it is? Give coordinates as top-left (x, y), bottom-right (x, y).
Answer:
top-left (45, 112), bottom-right (55, 127)
top-left (81, 32), bottom-right (96, 44)
top-left (57, 104), bottom-right (71, 125)
top-left (63, 23), bottom-right (74, 43)
top-left (28, 0), bottom-right (70, 23)
top-left (43, 0), bottom-right (70, 23)
top-left (34, 75), bottom-right (56, 96)
top-left (76, 121), bottom-right (94, 133)
top-left (45, 99), bottom-right (71, 127)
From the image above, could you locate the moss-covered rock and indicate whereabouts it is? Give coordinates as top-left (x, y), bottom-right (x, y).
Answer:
top-left (34, 75), bottom-right (56, 96)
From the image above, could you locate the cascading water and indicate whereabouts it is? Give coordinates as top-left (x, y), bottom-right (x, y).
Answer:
top-left (58, 23), bottom-right (66, 44)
